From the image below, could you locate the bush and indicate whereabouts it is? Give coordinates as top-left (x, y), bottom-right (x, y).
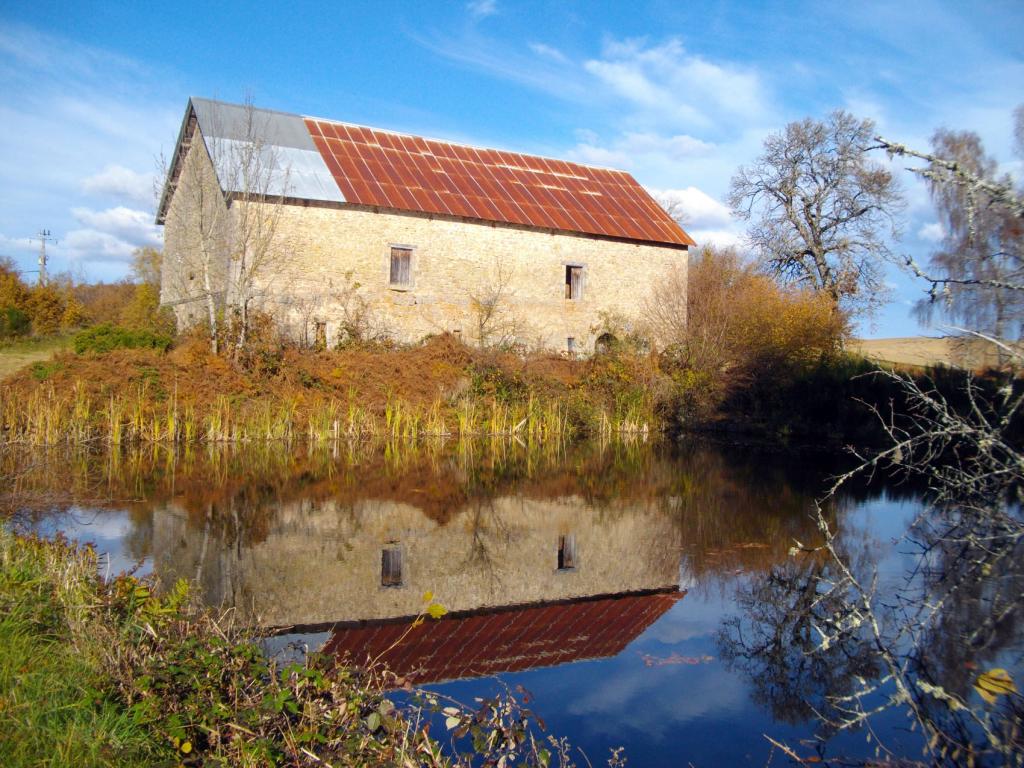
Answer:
top-left (72, 323), bottom-right (172, 355)
top-left (0, 306), bottom-right (30, 338)
top-left (647, 246), bottom-right (849, 424)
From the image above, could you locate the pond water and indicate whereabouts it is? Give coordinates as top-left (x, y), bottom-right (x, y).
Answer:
top-left (6, 439), bottom-right (1022, 765)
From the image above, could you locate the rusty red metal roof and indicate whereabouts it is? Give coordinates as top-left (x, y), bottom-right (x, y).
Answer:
top-left (322, 590), bottom-right (683, 685)
top-left (305, 118), bottom-right (694, 248)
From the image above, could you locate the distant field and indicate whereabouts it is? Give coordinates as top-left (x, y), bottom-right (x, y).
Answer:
top-left (0, 336), bottom-right (70, 380)
top-left (851, 336), bottom-right (1009, 370)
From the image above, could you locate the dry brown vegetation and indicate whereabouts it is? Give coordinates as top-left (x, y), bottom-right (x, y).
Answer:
top-left (646, 246), bottom-right (848, 421)
top-left (0, 331), bottom-right (672, 444)
top-left (850, 335), bottom-right (1020, 371)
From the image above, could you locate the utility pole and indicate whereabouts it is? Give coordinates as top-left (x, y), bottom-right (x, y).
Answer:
top-left (36, 229), bottom-right (55, 285)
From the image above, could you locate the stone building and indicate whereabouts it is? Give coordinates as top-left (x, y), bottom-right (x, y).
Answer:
top-left (157, 98), bottom-right (694, 353)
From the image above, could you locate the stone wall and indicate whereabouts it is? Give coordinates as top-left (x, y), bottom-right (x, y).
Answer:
top-left (161, 128), bottom-right (231, 328)
top-left (260, 202), bottom-right (687, 353)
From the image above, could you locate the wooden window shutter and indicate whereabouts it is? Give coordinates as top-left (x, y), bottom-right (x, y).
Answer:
top-left (381, 546), bottom-right (403, 586)
top-left (558, 534), bottom-right (577, 570)
top-left (390, 247), bottom-right (412, 286)
top-left (570, 267), bottom-right (583, 300)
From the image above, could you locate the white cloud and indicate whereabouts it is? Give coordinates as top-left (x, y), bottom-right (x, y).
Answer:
top-left (917, 221), bottom-right (945, 242)
top-left (583, 37), bottom-right (768, 131)
top-left (0, 232), bottom-right (36, 256)
top-left (71, 206), bottom-right (161, 245)
top-left (569, 132), bottom-right (714, 170)
top-left (689, 228), bottom-right (744, 249)
top-left (466, 0), bottom-right (497, 19)
top-left (81, 165), bottom-right (156, 205)
top-left (58, 206), bottom-right (162, 263)
top-left (649, 186), bottom-right (734, 229)
top-left (62, 229), bottom-right (140, 262)
top-left (641, 186), bottom-right (745, 249)
top-left (528, 42), bottom-right (568, 63)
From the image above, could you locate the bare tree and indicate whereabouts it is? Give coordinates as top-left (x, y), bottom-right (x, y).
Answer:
top-left (161, 98), bottom-right (292, 355)
top-left (729, 111), bottom-right (903, 317)
top-left (162, 118), bottom-right (229, 353)
top-left (284, 271), bottom-right (388, 348)
top-left (468, 255), bottom-right (520, 349)
top-left (216, 103), bottom-right (292, 354)
top-left (652, 192), bottom-right (688, 226)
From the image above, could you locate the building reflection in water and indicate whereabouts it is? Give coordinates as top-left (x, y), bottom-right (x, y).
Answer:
top-left (8, 440), bottom-right (830, 685)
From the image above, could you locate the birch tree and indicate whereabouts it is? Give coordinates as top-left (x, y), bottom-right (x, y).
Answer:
top-left (729, 111), bottom-right (903, 317)
top-left (891, 114), bottom-right (1024, 340)
top-left (214, 103), bottom-right (291, 354)
top-left (163, 120), bottom-right (229, 354)
top-left (162, 98), bottom-right (291, 356)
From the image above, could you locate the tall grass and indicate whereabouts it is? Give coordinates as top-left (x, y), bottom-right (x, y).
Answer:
top-left (0, 533), bottom-right (157, 767)
top-left (0, 377), bottom-right (661, 446)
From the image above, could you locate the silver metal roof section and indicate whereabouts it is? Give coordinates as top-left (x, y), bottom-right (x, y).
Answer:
top-left (156, 97), bottom-right (344, 224)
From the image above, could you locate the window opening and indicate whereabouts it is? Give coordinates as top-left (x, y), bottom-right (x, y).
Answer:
top-left (566, 337), bottom-right (577, 357)
top-left (390, 247), bottom-right (412, 287)
top-left (314, 321), bottom-right (327, 350)
top-left (565, 265), bottom-right (583, 300)
top-left (557, 534), bottom-right (577, 570)
top-left (381, 545), bottom-right (403, 587)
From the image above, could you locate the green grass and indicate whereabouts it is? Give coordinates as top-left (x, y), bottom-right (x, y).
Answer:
top-left (0, 336), bottom-right (71, 381)
top-left (0, 534), bottom-right (155, 767)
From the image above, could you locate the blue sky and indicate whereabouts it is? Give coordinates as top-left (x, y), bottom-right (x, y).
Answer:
top-left (1, 0), bottom-right (1021, 337)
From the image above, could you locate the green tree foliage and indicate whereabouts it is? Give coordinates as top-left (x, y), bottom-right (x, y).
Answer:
top-left (0, 306), bottom-right (30, 338)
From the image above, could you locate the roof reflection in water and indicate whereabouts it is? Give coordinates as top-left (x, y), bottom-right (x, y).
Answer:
top-left (324, 590), bottom-right (684, 684)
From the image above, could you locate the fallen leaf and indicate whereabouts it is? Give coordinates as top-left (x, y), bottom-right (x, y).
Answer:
top-left (975, 668), bottom-right (1017, 705)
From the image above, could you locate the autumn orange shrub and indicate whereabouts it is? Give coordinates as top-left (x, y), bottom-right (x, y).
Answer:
top-left (648, 246), bottom-right (848, 417)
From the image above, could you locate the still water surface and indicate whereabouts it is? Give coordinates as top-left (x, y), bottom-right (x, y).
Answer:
top-left (10, 439), bottom-right (1015, 765)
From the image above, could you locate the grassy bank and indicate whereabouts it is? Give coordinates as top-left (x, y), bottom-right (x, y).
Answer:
top-left (0, 335), bottom-right (71, 380)
top-left (0, 530), bottom-right (584, 767)
top-left (0, 334), bottom-right (662, 446)
top-left (4, 327), bottom-right (1007, 449)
